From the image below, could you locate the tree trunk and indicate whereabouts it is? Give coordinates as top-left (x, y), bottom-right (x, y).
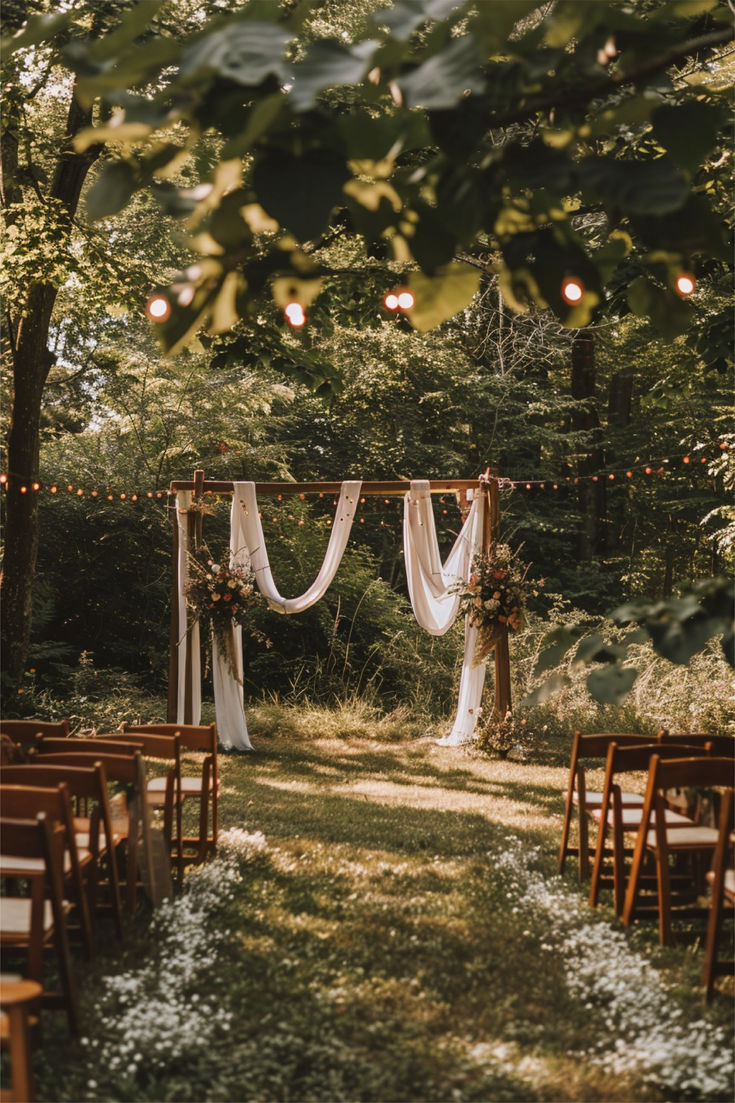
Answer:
top-left (571, 329), bottom-right (606, 560)
top-left (0, 87), bottom-right (101, 687)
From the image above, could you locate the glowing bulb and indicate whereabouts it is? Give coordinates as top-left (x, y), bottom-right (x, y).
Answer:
top-left (384, 292), bottom-right (399, 311)
top-left (146, 294), bottom-right (171, 322)
top-left (284, 301), bottom-right (306, 327)
top-left (674, 272), bottom-right (696, 298)
top-left (561, 276), bottom-right (584, 304)
top-left (397, 289), bottom-right (415, 310)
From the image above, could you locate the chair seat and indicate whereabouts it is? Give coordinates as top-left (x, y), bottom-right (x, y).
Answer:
top-left (0, 851), bottom-right (75, 876)
top-left (592, 807), bottom-right (692, 828)
top-left (569, 789), bottom-right (644, 808)
top-left (0, 898), bottom-right (55, 937)
top-left (645, 825), bottom-right (720, 849)
top-left (147, 776), bottom-right (211, 796)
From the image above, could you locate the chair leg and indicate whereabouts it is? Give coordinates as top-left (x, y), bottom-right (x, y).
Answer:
top-left (7, 1002), bottom-right (36, 1103)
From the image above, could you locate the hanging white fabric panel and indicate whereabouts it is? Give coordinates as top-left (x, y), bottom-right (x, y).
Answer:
top-left (403, 484), bottom-right (488, 747)
top-left (209, 501), bottom-right (255, 751)
top-left (232, 480), bottom-right (362, 612)
top-left (403, 480), bottom-right (479, 635)
top-left (436, 617), bottom-right (487, 746)
top-left (176, 491), bottom-right (201, 726)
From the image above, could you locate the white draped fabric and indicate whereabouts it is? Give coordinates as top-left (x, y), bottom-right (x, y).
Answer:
top-left (176, 491), bottom-right (201, 726)
top-left (403, 480), bottom-right (478, 635)
top-left (232, 480), bottom-right (362, 613)
top-left (403, 482), bottom-right (488, 745)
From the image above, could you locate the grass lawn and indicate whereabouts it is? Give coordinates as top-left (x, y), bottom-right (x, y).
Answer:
top-left (31, 708), bottom-right (734, 1102)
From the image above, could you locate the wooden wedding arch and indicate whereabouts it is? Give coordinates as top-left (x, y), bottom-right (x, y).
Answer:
top-left (167, 470), bottom-right (511, 729)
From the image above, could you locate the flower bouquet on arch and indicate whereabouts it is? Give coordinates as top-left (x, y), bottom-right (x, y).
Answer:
top-left (454, 542), bottom-right (537, 666)
top-left (185, 544), bottom-right (270, 681)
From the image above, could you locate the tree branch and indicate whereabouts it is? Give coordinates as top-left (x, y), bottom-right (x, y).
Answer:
top-left (480, 26), bottom-right (735, 130)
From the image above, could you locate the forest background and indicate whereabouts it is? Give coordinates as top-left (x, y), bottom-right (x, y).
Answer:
top-left (1, 0), bottom-right (733, 734)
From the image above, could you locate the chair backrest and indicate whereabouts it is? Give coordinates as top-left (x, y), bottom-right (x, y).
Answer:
top-left (91, 731), bottom-right (180, 762)
top-left (0, 719), bottom-right (69, 747)
top-left (27, 750), bottom-right (141, 786)
top-left (35, 735), bottom-right (138, 758)
top-left (1, 761), bottom-right (111, 857)
top-left (566, 731), bottom-right (662, 800)
top-left (0, 782), bottom-right (76, 846)
top-left (660, 733), bottom-right (735, 757)
top-left (645, 756), bottom-right (734, 810)
top-left (121, 722), bottom-right (217, 756)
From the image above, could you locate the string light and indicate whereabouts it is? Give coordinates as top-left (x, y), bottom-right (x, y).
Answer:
top-left (284, 301), bottom-right (306, 328)
top-left (561, 276), bottom-right (584, 304)
top-left (674, 272), bottom-right (696, 298)
top-left (384, 287), bottom-right (415, 311)
top-left (146, 294), bottom-right (171, 322)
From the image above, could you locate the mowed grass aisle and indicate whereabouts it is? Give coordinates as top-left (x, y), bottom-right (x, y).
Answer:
top-left (35, 717), bottom-right (734, 1103)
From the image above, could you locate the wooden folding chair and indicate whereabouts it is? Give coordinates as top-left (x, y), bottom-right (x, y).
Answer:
top-left (558, 731), bottom-right (661, 879)
top-left (623, 755), bottom-right (730, 945)
top-left (28, 749), bottom-right (151, 913)
top-left (0, 977), bottom-right (43, 1103)
top-left (121, 723), bottom-right (219, 864)
top-left (87, 732), bottom-right (183, 879)
top-left (0, 783), bottom-right (94, 959)
top-left (2, 762), bottom-right (123, 941)
top-left (0, 813), bottom-right (79, 1036)
top-left (0, 720), bottom-right (69, 751)
top-left (588, 742), bottom-right (704, 914)
top-left (702, 787), bottom-right (735, 1000)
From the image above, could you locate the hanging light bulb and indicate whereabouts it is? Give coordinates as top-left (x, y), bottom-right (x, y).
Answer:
top-left (146, 294), bottom-right (171, 322)
top-left (561, 276), bottom-right (584, 304)
top-left (284, 301), bottom-right (306, 328)
top-left (674, 271), bottom-right (696, 298)
top-left (384, 287), bottom-right (414, 311)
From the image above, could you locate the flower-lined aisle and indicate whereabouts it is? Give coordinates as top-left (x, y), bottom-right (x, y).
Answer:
top-left (38, 734), bottom-right (733, 1103)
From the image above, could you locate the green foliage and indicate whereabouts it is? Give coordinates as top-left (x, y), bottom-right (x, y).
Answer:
top-left (38, 0), bottom-right (732, 346)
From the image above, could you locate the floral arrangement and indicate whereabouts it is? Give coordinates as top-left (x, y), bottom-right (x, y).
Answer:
top-left (454, 542), bottom-right (537, 665)
top-left (185, 545), bottom-right (268, 679)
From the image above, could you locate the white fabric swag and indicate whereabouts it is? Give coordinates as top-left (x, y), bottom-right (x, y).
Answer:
top-left (178, 479), bottom-right (489, 750)
top-left (403, 481), bottom-right (488, 745)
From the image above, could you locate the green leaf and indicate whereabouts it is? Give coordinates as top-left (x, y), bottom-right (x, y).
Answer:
top-left (86, 0), bottom-right (163, 63)
top-left (399, 36), bottom-right (485, 110)
top-left (575, 634), bottom-right (625, 665)
top-left (578, 156), bottom-right (689, 217)
top-left (522, 672), bottom-right (570, 707)
top-left (626, 277), bottom-right (692, 340)
top-left (222, 95), bottom-right (290, 159)
top-left (289, 39), bottom-right (378, 112)
top-left (1, 11), bottom-right (70, 53)
top-left (180, 22), bottom-right (293, 86)
top-left (375, 0), bottom-right (469, 41)
top-left (337, 110), bottom-right (431, 161)
top-left (651, 101), bottom-right (726, 175)
top-left (253, 150), bottom-right (349, 242)
top-left (474, 1), bottom-right (541, 49)
top-left (85, 161), bottom-right (137, 221)
top-left (586, 664), bottom-right (637, 704)
top-left (407, 263), bottom-right (481, 332)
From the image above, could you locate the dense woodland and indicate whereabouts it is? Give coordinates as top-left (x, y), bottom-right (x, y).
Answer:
top-left (1, 0), bottom-right (733, 715)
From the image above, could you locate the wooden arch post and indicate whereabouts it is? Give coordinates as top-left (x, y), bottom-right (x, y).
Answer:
top-left (167, 471), bottom-right (511, 727)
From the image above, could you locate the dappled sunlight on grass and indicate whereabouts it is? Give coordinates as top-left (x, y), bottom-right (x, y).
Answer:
top-left (33, 727), bottom-right (734, 1103)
